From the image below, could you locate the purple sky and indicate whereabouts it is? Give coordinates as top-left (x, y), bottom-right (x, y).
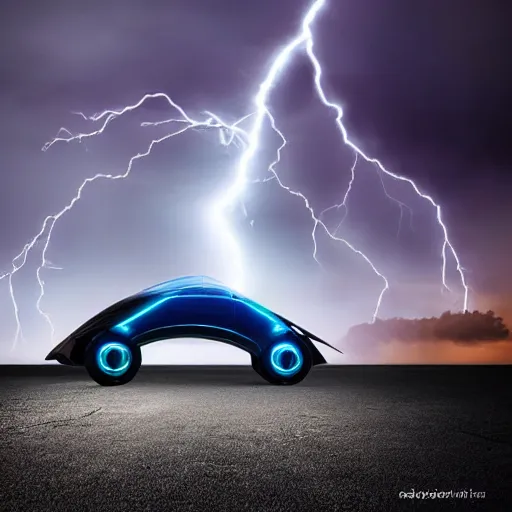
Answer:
top-left (1, 0), bottom-right (511, 363)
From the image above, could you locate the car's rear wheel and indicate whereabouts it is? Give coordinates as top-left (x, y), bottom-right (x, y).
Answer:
top-left (84, 335), bottom-right (141, 386)
top-left (254, 338), bottom-right (312, 385)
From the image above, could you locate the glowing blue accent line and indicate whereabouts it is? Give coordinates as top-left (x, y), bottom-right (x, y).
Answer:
top-left (115, 294), bottom-right (234, 333)
top-left (116, 292), bottom-right (288, 342)
top-left (235, 298), bottom-right (288, 334)
top-left (270, 342), bottom-right (303, 377)
top-left (115, 296), bottom-right (174, 331)
top-left (114, 324), bottom-right (131, 334)
top-left (272, 323), bottom-right (287, 334)
top-left (96, 342), bottom-right (132, 377)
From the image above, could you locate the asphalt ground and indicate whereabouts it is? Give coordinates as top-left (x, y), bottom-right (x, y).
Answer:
top-left (1, 365), bottom-right (511, 511)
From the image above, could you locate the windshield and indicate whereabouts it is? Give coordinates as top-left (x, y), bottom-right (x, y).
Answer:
top-left (139, 275), bottom-right (226, 295)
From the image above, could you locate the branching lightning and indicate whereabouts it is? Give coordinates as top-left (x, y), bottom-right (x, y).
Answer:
top-left (319, 153), bottom-right (358, 234)
top-left (1, 0), bottom-right (468, 350)
top-left (2, 97), bottom-right (252, 347)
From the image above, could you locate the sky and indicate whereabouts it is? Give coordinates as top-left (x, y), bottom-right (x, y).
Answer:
top-left (0, 0), bottom-right (511, 364)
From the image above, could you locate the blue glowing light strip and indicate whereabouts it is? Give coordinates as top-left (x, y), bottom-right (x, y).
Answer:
top-left (115, 296), bottom-right (175, 332)
top-left (234, 298), bottom-right (288, 333)
top-left (115, 293), bottom-right (289, 338)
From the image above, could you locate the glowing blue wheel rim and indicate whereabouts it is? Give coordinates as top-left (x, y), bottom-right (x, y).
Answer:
top-left (96, 342), bottom-right (132, 377)
top-left (270, 342), bottom-right (303, 377)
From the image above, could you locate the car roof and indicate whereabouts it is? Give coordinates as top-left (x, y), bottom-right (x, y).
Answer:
top-left (139, 275), bottom-right (231, 295)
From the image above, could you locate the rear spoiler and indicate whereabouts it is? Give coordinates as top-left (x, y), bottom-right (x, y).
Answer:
top-left (274, 314), bottom-right (343, 354)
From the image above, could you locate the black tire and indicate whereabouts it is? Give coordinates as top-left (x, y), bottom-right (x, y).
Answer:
top-left (84, 334), bottom-right (141, 386)
top-left (255, 337), bottom-right (312, 385)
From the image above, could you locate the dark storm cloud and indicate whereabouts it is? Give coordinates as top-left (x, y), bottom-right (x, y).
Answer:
top-left (0, 0), bottom-right (511, 362)
top-left (0, 0), bottom-right (309, 108)
top-left (322, 1), bottom-right (512, 167)
top-left (344, 310), bottom-right (510, 346)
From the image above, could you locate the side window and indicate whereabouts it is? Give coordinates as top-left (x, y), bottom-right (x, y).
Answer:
top-left (175, 286), bottom-right (204, 297)
top-left (202, 287), bottom-right (232, 298)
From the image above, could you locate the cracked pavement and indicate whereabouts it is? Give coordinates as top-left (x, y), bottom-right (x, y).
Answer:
top-left (1, 365), bottom-right (511, 511)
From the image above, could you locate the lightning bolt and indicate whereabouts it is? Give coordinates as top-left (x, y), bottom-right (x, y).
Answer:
top-left (319, 152), bottom-right (358, 234)
top-left (2, 97), bottom-right (252, 348)
top-left (212, 0), bottom-right (467, 313)
top-left (376, 169), bottom-right (415, 238)
top-left (2, 0), bottom-right (468, 351)
top-left (321, 155), bottom-right (412, 239)
top-left (303, 2), bottom-right (468, 307)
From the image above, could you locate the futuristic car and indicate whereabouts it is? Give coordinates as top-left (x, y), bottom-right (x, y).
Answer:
top-left (45, 276), bottom-right (341, 386)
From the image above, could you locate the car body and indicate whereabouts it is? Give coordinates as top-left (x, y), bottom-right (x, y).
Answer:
top-left (46, 275), bottom-right (341, 385)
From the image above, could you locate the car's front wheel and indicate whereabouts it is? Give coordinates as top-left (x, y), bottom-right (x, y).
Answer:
top-left (84, 335), bottom-right (141, 386)
top-left (254, 338), bottom-right (312, 385)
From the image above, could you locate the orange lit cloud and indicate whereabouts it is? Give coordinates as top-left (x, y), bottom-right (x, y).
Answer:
top-left (358, 339), bottom-right (512, 364)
